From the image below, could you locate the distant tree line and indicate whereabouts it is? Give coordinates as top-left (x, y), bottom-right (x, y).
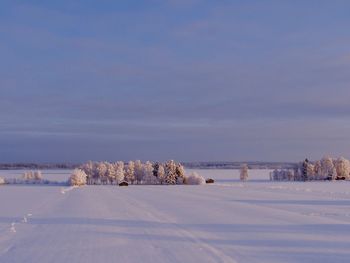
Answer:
top-left (0, 163), bottom-right (80, 170)
top-left (270, 156), bottom-right (350, 181)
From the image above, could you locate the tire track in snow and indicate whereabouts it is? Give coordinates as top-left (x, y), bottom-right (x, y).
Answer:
top-left (113, 187), bottom-right (238, 263)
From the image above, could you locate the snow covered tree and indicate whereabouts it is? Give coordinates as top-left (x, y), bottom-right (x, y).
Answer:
top-left (240, 164), bottom-right (248, 181)
top-left (115, 161), bottom-right (125, 183)
top-left (306, 163), bottom-right (315, 180)
top-left (186, 172), bottom-right (206, 185)
top-left (134, 160), bottom-right (144, 184)
top-left (320, 156), bottom-right (336, 180)
top-left (96, 162), bottom-right (107, 183)
top-left (335, 157), bottom-right (350, 180)
top-left (314, 160), bottom-right (322, 180)
top-left (22, 171), bottom-right (43, 182)
top-left (143, 161), bottom-right (158, 184)
top-left (69, 169), bottom-right (87, 186)
top-left (153, 162), bottom-right (159, 177)
top-left (34, 171), bottom-right (43, 181)
top-left (125, 161), bottom-right (135, 184)
top-left (176, 163), bottom-right (185, 184)
top-left (81, 161), bottom-right (94, 178)
top-left (165, 160), bottom-right (177, 184)
top-left (157, 164), bottom-right (165, 184)
top-left (106, 163), bottom-right (117, 184)
top-left (0, 177), bottom-right (5, 185)
top-left (301, 159), bottom-right (309, 181)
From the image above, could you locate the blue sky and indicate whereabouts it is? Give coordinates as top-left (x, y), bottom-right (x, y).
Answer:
top-left (1, 0), bottom-right (350, 162)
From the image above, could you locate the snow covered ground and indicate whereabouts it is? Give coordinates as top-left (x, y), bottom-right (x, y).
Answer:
top-left (1, 169), bottom-right (350, 262)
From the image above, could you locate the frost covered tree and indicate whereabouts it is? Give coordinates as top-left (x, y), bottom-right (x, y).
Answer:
top-left (143, 161), bottom-right (158, 184)
top-left (69, 169), bottom-right (87, 186)
top-left (301, 159), bottom-right (309, 181)
top-left (0, 177), bottom-right (5, 185)
top-left (125, 161), bottom-right (135, 184)
top-left (81, 161), bottom-right (94, 177)
top-left (320, 156), bottom-right (336, 180)
top-left (314, 160), bottom-right (322, 180)
top-left (240, 164), bottom-right (248, 181)
top-left (306, 163), bottom-right (315, 181)
top-left (176, 163), bottom-right (185, 184)
top-left (186, 172), bottom-right (206, 185)
top-left (23, 171), bottom-right (43, 182)
top-left (157, 164), bottom-right (165, 184)
top-left (115, 161), bottom-right (125, 183)
top-left (134, 160), bottom-right (144, 184)
top-left (34, 171), bottom-right (43, 180)
top-left (105, 163), bottom-right (116, 184)
top-left (96, 162), bottom-right (107, 183)
top-left (165, 160), bottom-right (177, 184)
top-left (153, 162), bottom-right (159, 177)
top-left (335, 157), bottom-right (350, 180)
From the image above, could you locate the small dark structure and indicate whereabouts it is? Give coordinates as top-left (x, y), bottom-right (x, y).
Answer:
top-left (336, 177), bottom-right (346, 180)
top-left (119, 181), bottom-right (129, 187)
top-left (206, 178), bottom-right (215, 184)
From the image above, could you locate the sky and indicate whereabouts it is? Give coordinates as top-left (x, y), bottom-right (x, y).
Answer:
top-left (1, 0), bottom-right (350, 163)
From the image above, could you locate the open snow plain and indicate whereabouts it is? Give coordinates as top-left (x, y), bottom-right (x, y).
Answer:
top-left (1, 169), bottom-right (350, 263)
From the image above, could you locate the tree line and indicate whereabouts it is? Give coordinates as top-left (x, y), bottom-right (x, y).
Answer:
top-left (270, 156), bottom-right (350, 181)
top-left (70, 160), bottom-right (205, 186)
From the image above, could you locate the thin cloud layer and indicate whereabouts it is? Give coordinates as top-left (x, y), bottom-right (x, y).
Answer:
top-left (1, 1), bottom-right (350, 162)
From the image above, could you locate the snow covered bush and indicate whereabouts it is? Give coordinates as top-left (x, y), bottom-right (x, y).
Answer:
top-left (0, 177), bottom-right (5, 185)
top-left (68, 169), bottom-right (87, 186)
top-left (185, 172), bottom-right (206, 185)
top-left (240, 164), bottom-right (248, 181)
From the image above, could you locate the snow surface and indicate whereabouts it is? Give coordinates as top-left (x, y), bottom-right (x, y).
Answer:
top-left (1, 169), bottom-right (350, 263)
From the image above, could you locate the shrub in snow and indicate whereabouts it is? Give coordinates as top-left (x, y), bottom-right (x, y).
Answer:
top-left (186, 172), bottom-right (206, 185)
top-left (69, 169), bottom-right (87, 186)
top-left (0, 177), bottom-right (5, 185)
top-left (240, 164), bottom-right (248, 181)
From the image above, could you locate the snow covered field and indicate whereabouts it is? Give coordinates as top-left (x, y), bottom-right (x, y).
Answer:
top-left (1, 169), bottom-right (350, 263)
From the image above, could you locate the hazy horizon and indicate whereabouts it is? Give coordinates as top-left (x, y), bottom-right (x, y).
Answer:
top-left (1, 1), bottom-right (350, 163)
